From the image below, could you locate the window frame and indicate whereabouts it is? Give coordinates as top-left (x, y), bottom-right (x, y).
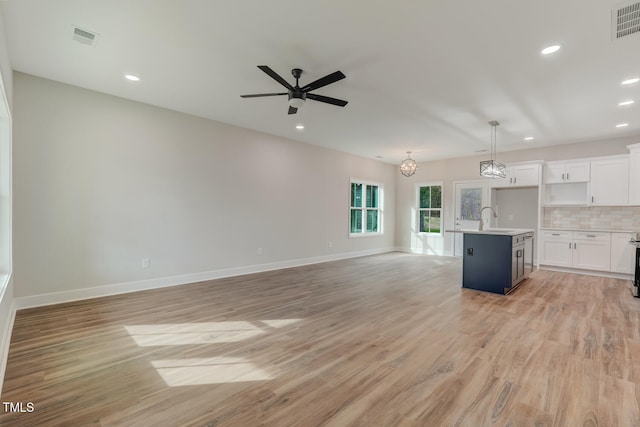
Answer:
top-left (416, 182), bottom-right (443, 237)
top-left (349, 178), bottom-right (384, 238)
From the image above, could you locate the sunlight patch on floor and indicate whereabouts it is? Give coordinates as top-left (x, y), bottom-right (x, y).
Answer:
top-left (124, 319), bottom-right (301, 385)
top-left (152, 357), bottom-right (275, 386)
top-left (124, 319), bottom-right (301, 347)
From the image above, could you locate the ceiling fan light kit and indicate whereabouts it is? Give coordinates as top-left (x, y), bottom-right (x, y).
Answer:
top-left (400, 151), bottom-right (417, 177)
top-left (480, 120), bottom-right (507, 178)
top-left (241, 66), bottom-right (348, 115)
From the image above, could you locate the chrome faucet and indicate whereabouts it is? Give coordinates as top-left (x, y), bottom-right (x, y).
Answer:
top-left (479, 206), bottom-right (497, 231)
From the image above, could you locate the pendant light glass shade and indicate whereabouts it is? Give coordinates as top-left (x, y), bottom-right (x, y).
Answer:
top-left (480, 121), bottom-right (506, 178)
top-left (400, 152), bottom-right (417, 177)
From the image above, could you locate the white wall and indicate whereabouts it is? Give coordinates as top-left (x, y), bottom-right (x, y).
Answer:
top-left (396, 136), bottom-right (638, 255)
top-left (13, 72), bottom-right (396, 303)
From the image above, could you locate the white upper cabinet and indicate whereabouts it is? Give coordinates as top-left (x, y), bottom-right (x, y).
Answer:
top-left (544, 161), bottom-right (590, 184)
top-left (589, 156), bottom-right (629, 206)
top-left (628, 143), bottom-right (640, 206)
top-left (491, 162), bottom-right (541, 188)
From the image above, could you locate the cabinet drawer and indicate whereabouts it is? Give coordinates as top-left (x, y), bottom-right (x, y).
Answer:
top-left (573, 231), bottom-right (609, 241)
top-left (541, 231), bottom-right (571, 240)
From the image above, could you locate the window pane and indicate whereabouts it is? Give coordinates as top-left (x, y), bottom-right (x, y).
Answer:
top-left (350, 209), bottom-right (362, 233)
top-left (351, 183), bottom-right (362, 208)
top-left (420, 187), bottom-right (430, 209)
top-left (366, 185), bottom-right (378, 208)
top-left (429, 210), bottom-right (441, 233)
top-left (460, 188), bottom-right (482, 221)
top-left (419, 210), bottom-right (428, 232)
top-left (431, 186), bottom-right (442, 209)
top-left (366, 210), bottom-right (378, 232)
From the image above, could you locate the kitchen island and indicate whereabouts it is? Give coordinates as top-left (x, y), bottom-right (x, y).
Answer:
top-left (447, 228), bottom-right (535, 294)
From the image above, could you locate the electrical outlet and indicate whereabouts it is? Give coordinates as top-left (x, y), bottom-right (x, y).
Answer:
top-left (257, 248), bottom-right (263, 256)
top-left (142, 258), bottom-right (150, 269)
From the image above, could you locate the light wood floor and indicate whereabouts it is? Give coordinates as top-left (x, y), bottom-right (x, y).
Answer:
top-left (1, 253), bottom-right (640, 426)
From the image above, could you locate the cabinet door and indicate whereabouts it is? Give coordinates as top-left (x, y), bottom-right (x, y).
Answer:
top-left (573, 238), bottom-right (611, 271)
top-left (541, 238), bottom-right (572, 267)
top-left (611, 233), bottom-right (634, 274)
top-left (565, 162), bottom-right (590, 183)
top-left (590, 158), bottom-right (629, 206)
top-left (544, 164), bottom-right (566, 184)
top-left (490, 171), bottom-right (512, 188)
top-left (511, 164), bottom-right (540, 187)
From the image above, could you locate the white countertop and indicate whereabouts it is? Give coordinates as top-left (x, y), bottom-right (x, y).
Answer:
top-left (445, 228), bottom-right (535, 236)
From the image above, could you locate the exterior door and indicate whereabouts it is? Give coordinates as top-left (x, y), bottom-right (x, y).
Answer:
top-left (453, 181), bottom-right (488, 257)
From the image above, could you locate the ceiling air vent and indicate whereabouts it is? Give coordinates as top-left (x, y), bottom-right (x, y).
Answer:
top-left (72, 26), bottom-right (99, 46)
top-left (612, 1), bottom-right (640, 40)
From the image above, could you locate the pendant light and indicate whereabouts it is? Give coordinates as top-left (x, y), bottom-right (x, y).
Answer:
top-left (480, 120), bottom-right (506, 178)
top-left (400, 151), bottom-right (417, 177)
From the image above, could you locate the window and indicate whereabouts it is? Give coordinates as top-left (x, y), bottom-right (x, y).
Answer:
top-left (350, 180), bottom-right (383, 236)
top-left (417, 183), bottom-right (442, 235)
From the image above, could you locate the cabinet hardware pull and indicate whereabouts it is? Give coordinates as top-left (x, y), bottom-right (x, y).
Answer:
top-left (574, 243), bottom-right (577, 249)
top-left (569, 242), bottom-right (572, 249)
top-left (587, 234), bottom-right (596, 237)
top-left (592, 196), bottom-right (594, 203)
top-left (514, 177), bottom-right (517, 183)
top-left (567, 173), bottom-right (569, 180)
top-left (552, 233), bottom-right (560, 236)
top-left (562, 173), bottom-right (565, 180)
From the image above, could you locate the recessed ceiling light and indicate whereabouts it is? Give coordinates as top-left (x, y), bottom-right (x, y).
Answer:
top-left (124, 74), bottom-right (140, 82)
top-left (295, 124), bottom-right (304, 130)
top-left (524, 136), bottom-right (534, 141)
top-left (622, 77), bottom-right (639, 85)
top-left (616, 123), bottom-right (629, 128)
top-left (619, 100), bottom-right (635, 106)
top-left (541, 45), bottom-right (561, 55)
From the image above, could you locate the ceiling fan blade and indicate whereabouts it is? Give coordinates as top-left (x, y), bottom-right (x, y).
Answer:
top-left (257, 65), bottom-right (294, 90)
top-left (288, 106), bottom-right (298, 115)
top-left (301, 71), bottom-right (346, 92)
top-left (306, 93), bottom-right (348, 107)
top-left (240, 92), bottom-right (288, 98)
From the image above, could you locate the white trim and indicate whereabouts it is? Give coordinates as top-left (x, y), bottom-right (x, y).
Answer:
top-left (539, 265), bottom-right (633, 280)
top-left (349, 178), bottom-right (384, 237)
top-left (415, 181), bottom-right (444, 236)
top-left (14, 247), bottom-right (396, 310)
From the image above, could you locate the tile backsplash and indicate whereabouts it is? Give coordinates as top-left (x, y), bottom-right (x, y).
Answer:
top-left (543, 206), bottom-right (640, 230)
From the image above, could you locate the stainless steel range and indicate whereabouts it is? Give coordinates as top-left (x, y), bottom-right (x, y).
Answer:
top-left (629, 237), bottom-right (640, 297)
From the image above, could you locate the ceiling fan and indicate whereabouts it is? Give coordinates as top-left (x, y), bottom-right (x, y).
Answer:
top-left (241, 66), bottom-right (348, 115)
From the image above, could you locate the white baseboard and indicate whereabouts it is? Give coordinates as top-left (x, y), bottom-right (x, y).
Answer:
top-left (539, 265), bottom-right (633, 280)
top-left (14, 247), bottom-right (395, 310)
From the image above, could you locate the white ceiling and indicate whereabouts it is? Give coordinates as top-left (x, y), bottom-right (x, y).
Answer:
top-left (2, 0), bottom-right (640, 164)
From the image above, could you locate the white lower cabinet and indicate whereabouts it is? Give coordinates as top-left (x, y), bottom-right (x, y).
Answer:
top-left (540, 230), bottom-right (612, 272)
top-left (572, 232), bottom-right (611, 271)
top-left (610, 232), bottom-right (635, 274)
top-left (540, 231), bottom-right (572, 267)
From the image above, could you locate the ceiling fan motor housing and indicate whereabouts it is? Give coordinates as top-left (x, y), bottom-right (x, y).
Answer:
top-left (288, 91), bottom-right (306, 108)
